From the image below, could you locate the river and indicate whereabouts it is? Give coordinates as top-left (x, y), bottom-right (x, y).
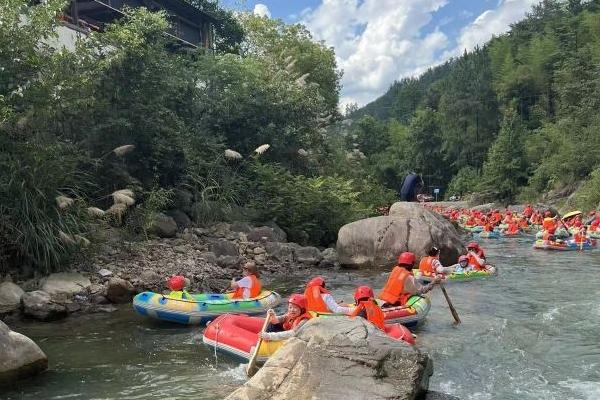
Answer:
top-left (4, 237), bottom-right (600, 400)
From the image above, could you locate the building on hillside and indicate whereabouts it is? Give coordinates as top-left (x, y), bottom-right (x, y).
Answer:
top-left (57, 0), bottom-right (215, 50)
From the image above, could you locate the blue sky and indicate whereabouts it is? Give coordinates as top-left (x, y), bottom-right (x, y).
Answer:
top-left (221, 0), bottom-right (539, 107)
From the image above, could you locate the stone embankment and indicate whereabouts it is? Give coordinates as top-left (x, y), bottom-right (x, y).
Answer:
top-left (0, 221), bottom-right (337, 322)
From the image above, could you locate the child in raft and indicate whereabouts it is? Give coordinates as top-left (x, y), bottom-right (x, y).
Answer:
top-left (350, 285), bottom-right (385, 330)
top-left (304, 276), bottom-right (352, 315)
top-left (167, 275), bottom-right (193, 300)
top-left (260, 294), bottom-right (311, 341)
top-left (229, 262), bottom-right (262, 299)
top-left (449, 255), bottom-right (473, 273)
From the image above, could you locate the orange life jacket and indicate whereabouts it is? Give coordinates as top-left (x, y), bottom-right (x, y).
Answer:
top-left (378, 266), bottom-right (411, 306)
top-left (282, 312), bottom-right (311, 330)
top-left (467, 253), bottom-right (485, 271)
top-left (350, 300), bottom-right (385, 330)
top-left (418, 256), bottom-right (436, 277)
top-left (543, 218), bottom-right (557, 232)
top-left (304, 285), bottom-right (330, 313)
top-left (232, 275), bottom-right (261, 299)
top-left (574, 232), bottom-right (586, 243)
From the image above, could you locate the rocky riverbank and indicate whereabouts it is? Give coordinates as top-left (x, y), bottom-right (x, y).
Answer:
top-left (0, 221), bottom-right (338, 323)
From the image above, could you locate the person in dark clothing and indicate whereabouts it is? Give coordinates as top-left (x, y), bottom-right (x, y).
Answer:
top-left (400, 172), bottom-right (424, 201)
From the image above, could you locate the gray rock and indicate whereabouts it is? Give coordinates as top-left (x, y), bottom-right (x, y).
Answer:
top-left (226, 317), bottom-right (432, 400)
top-left (140, 270), bottom-right (161, 286)
top-left (470, 202), bottom-right (496, 212)
top-left (173, 245), bottom-right (188, 254)
top-left (253, 247), bottom-right (266, 255)
top-left (211, 222), bottom-right (231, 237)
top-left (199, 252), bottom-right (218, 265)
top-left (106, 278), bottom-right (136, 304)
top-left (247, 226), bottom-right (286, 243)
top-left (149, 213), bottom-right (178, 238)
top-left (97, 269), bottom-right (113, 278)
top-left (425, 391), bottom-right (460, 400)
top-left (172, 189), bottom-right (194, 214)
top-left (230, 222), bottom-right (252, 233)
top-left (217, 256), bottom-right (241, 268)
top-left (337, 203), bottom-right (463, 268)
top-left (167, 209), bottom-right (192, 228)
top-left (209, 239), bottom-right (239, 257)
top-left (21, 291), bottom-right (68, 321)
top-left (0, 321), bottom-right (48, 384)
top-left (0, 282), bottom-right (25, 314)
top-left (295, 246), bottom-right (322, 265)
top-left (40, 272), bottom-right (91, 299)
top-left (319, 248), bottom-right (338, 268)
top-left (254, 254), bottom-right (266, 264)
top-left (265, 242), bottom-right (296, 263)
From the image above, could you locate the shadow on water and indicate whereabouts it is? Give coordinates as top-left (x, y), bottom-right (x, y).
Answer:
top-left (4, 237), bottom-right (600, 399)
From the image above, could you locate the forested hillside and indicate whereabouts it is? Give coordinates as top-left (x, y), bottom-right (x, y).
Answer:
top-left (349, 0), bottom-right (600, 207)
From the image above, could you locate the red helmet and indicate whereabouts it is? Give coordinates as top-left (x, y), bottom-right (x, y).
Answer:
top-left (168, 275), bottom-right (185, 291)
top-left (307, 276), bottom-right (325, 288)
top-left (397, 252), bottom-right (415, 265)
top-left (288, 294), bottom-right (307, 310)
top-left (458, 255), bottom-right (469, 263)
top-left (467, 241), bottom-right (479, 250)
top-left (354, 285), bottom-right (374, 301)
top-left (544, 211), bottom-right (552, 217)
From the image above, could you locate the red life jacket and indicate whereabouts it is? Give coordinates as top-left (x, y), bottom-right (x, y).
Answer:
top-left (350, 300), bottom-right (385, 330)
top-left (467, 253), bottom-right (485, 271)
top-left (378, 266), bottom-right (412, 306)
top-left (232, 275), bottom-right (261, 299)
top-left (282, 312), bottom-right (311, 330)
top-left (418, 256), bottom-right (436, 277)
top-left (304, 285), bottom-right (330, 313)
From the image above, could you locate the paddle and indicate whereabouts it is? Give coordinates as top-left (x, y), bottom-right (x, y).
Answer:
top-left (551, 208), bottom-right (572, 238)
top-left (246, 309), bottom-right (274, 377)
top-left (439, 284), bottom-right (461, 325)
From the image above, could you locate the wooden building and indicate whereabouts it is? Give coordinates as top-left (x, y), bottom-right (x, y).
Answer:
top-left (60, 0), bottom-right (215, 49)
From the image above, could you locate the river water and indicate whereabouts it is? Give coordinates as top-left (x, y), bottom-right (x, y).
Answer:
top-left (4, 237), bottom-right (600, 400)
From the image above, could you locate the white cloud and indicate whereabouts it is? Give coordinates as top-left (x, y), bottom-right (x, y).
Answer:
top-left (455, 0), bottom-right (537, 53)
top-left (302, 0), bottom-right (449, 107)
top-left (253, 4), bottom-right (271, 18)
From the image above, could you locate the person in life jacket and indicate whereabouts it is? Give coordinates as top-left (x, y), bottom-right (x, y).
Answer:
top-left (572, 215), bottom-right (583, 228)
top-left (466, 242), bottom-right (487, 271)
top-left (542, 211), bottom-right (558, 232)
top-left (523, 204), bottom-right (533, 218)
top-left (590, 218), bottom-right (600, 232)
top-left (167, 275), bottom-right (193, 300)
top-left (304, 276), bottom-right (352, 315)
top-left (573, 227), bottom-right (588, 244)
top-left (449, 255), bottom-right (473, 273)
top-left (504, 221), bottom-right (520, 235)
top-left (230, 262), bottom-right (262, 299)
top-left (260, 294), bottom-right (311, 341)
top-left (350, 286), bottom-right (385, 330)
top-left (419, 247), bottom-right (453, 278)
top-left (378, 252), bottom-right (440, 307)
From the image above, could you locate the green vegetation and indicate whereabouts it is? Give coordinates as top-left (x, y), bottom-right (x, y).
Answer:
top-left (0, 0), bottom-right (384, 273)
top-left (348, 0), bottom-right (600, 206)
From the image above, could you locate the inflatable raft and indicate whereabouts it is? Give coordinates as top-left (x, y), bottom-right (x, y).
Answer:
top-left (202, 313), bottom-right (415, 364)
top-left (478, 231), bottom-right (500, 239)
top-left (533, 239), bottom-right (595, 251)
top-left (379, 295), bottom-right (431, 328)
top-left (535, 228), bottom-right (570, 240)
top-left (132, 290), bottom-right (282, 325)
top-left (413, 266), bottom-right (497, 283)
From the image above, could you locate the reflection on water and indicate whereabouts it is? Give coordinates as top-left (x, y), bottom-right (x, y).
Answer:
top-left (4, 238), bottom-right (600, 399)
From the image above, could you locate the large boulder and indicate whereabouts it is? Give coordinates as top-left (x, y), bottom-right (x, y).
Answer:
top-left (337, 203), bottom-right (463, 267)
top-left (166, 209), bottom-right (192, 228)
top-left (40, 272), bottom-right (91, 299)
top-left (295, 246), bottom-right (322, 265)
top-left (209, 239), bottom-right (239, 258)
top-left (21, 291), bottom-right (68, 321)
top-left (105, 278), bottom-right (136, 304)
top-left (149, 213), bottom-right (178, 238)
top-left (0, 321), bottom-right (48, 384)
top-left (0, 282), bottom-right (25, 314)
top-left (264, 242), bottom-right (296, 263)
top-left (226, 317), bottom-right (432, 400)
top-left (247, 226), bottom-right (287, 243)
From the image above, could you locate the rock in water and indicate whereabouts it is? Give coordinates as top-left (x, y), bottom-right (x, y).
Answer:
top-left (337, 203), bottom-right (463, 267)
top-left (0, 282), bottom-right (25, 314)
top-left (40, 272), bottom-right (91, 299)
top-left (21, 291), bottom-right (68, 321)
top-left (106, 278), bottom-right (136, 303)
top-left (226, 317), bottom-right (432, 400)
top-left (0, 321), bottom-right (48, 384)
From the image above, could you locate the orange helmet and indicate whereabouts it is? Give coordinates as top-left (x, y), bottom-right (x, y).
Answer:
top-left (467, 241), bottom-right (479, 250)
top-left (168, 275), bottom-right (185, 291)
top-left (397, 252), bottom-right (415, 266)
top-left (288, 294), bottom-right (307, 310)
top-left (354, 285), bottom-right (374, 301)
top-left (307, 276), bottom-right (325, 288)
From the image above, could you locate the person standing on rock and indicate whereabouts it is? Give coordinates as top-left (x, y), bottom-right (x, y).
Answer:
top-left (350, 286), bottom-right (385, 330)
top-left (399, 172), bottom-right (424, 202)
top-left (230, 262), bottom-right (262, 299)
top-left (378, 252), bottom-right (439, 308)
top-left (304, 277), bottom-right (352, 315)
top-left (260, 294), bottom-right (311, 341)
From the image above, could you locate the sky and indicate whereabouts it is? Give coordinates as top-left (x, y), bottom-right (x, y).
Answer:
top-left (220, 0), bottom-right (540, 108)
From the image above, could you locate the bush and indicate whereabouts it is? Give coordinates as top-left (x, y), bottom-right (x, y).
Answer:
top-left (569, 168), bottom-right (600, 211)
top-left (446, 166), bottom-right (480, 198)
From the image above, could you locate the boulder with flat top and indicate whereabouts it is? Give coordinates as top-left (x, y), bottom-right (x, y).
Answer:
top-left (0, 321), bottom-right (48, 384)
top-left (225, 317), bottom-right (432, 400)
top-left (337, 202), bottom-right (463, 267)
